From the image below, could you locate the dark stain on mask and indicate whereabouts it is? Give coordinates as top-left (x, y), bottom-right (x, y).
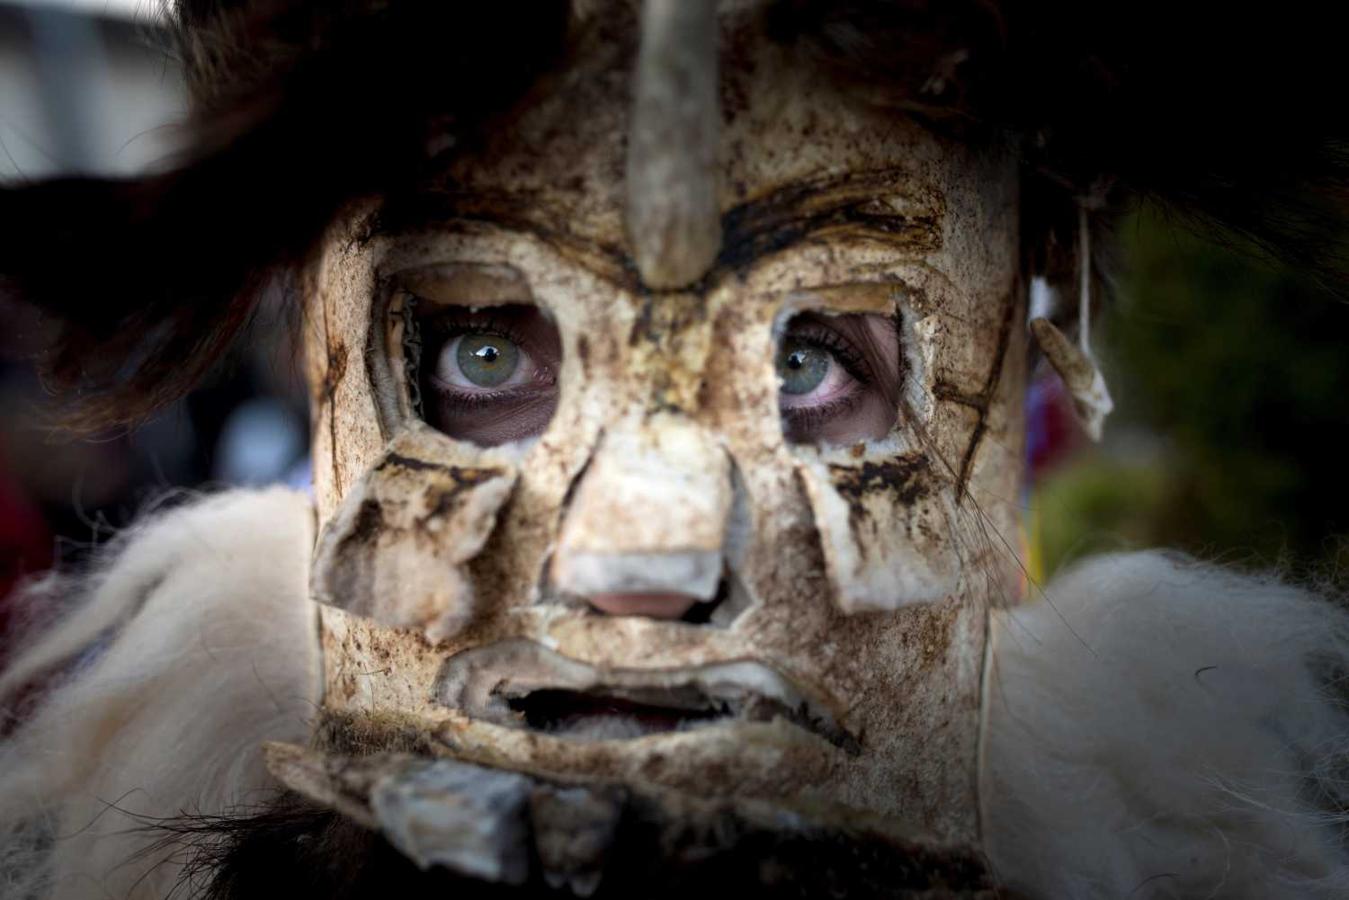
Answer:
top-left (827, 456), bottom-right (930, 540)
top-left (367, 455), bottom-right (509, 535)
top-left (322, 340), bottom-right (350, 486)
top-left (322, 499), bottom-right (385, 609)
top-left (342, 499), bottom-right (385, 550)
top-left (322, 339), bottom-right (349, 401)
top-left (828, 457), bottom-right (929, 506)
top-left (376, 452), bottom-right (459, 475)
top-left (419, 467), bottom-right (507, 529)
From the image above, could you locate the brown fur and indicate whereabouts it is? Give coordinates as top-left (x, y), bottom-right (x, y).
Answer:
top-left (157, 788), bottom-right (998, 899)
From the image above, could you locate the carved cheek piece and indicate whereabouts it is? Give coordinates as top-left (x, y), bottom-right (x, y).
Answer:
top-left (796, 454), bottom-right (960, 612)
top-left (311, 428), bottom-right (518, 643)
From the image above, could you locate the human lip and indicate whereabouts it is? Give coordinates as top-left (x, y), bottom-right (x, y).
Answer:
top-left (585, 591), bottom-right (701, 619)
top-left (436, 639), bottom-right (859, 754)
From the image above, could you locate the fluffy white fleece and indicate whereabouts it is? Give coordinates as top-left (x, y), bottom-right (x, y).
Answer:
top-left (0, 488), bottom-right (320, 900)
top-left (1, 491), bottom-right (1346, 898)
top-left (983, 552), bottom-right (1349, 898)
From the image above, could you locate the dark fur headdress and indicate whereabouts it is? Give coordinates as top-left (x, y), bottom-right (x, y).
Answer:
top-left (2, 0), bottom-right (1344, 430)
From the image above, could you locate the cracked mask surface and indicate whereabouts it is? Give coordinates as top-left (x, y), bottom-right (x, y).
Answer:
top-left (303, 2), bottom-right (1024, 847)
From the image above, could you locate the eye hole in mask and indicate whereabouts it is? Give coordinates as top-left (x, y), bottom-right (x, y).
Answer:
top-left (401, 299), bottom-right (562, 447)
top-left (776, 312), bottom-right (902, 446)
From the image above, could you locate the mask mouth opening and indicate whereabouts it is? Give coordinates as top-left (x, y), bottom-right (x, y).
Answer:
top-left (504, 686), bottom-right (729, 739)
top-left (437, 641), bottom-right (859, 754)
top-left (501, 683), bottom-right (857, 751)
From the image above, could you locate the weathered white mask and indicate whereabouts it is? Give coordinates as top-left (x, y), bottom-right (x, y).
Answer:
top-left (301, 0), bottom-right (1024, 858)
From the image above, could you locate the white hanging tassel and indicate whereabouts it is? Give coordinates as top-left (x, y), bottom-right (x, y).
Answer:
top-left (1029, 202), bottom-right (1114, 441)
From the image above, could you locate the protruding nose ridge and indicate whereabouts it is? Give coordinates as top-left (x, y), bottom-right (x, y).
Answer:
top-left (551, 415), bottom-right (730, 618)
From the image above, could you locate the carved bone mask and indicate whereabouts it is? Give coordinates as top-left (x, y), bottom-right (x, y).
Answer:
top-left (303, 0), bottom-right (1025, 846)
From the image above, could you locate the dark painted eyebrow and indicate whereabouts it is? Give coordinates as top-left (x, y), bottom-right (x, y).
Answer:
top-left (717, 169), bottom-right (942, 273)
top-left (368, 169), bottom-right (941, 286)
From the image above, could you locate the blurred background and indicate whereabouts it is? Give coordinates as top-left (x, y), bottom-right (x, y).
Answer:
top-left (0, 0), bottom-right (309, 610)
top-left (1, 0), bottom-right (1346, 612)
top-left (1032, 214), bottom-right (1349, 584)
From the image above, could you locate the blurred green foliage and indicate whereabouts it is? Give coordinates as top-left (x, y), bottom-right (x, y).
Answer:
top-left (1035, 207), bottom-right (1349, 579)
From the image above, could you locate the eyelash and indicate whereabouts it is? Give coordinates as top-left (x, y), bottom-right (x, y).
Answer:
top-left (420, 310), bottom-right (530, 357)
top-left (425, 385), bottom-right (553, 422)
top-left (779, 392), bottom-right (864, 429)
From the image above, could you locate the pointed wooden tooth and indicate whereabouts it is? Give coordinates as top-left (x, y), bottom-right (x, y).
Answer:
top-left (531, 784), bottom-right (626, 897)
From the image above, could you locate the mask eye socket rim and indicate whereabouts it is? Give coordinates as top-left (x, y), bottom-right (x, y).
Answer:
top-left (369, 262), bottom-right (554, 444)
top-left (772, 289), bottom-right (906, 449)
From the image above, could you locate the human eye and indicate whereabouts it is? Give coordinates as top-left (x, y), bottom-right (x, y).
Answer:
top-left (410, 302), bottom-right (561, 446)
top-left (427, 317), bottom-right (537, 393)
top-left (776, 312), bottom-right (901, 446)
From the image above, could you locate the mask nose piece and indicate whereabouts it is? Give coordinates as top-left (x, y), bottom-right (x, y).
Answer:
top-left (550, 415), bottom-right (731, 618)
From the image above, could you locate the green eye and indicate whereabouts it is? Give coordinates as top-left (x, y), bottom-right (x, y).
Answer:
top-left (456, 333), bottom-right (520, 387)
top-left (776, 339), bottom-right (830, 395)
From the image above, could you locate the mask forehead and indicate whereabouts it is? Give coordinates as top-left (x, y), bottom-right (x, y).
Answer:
top-left (302, 0), bottom-right (1024, 846)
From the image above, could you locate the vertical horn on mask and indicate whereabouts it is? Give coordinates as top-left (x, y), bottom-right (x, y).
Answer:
top-left (626, 0), bottom-right (722, 290)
